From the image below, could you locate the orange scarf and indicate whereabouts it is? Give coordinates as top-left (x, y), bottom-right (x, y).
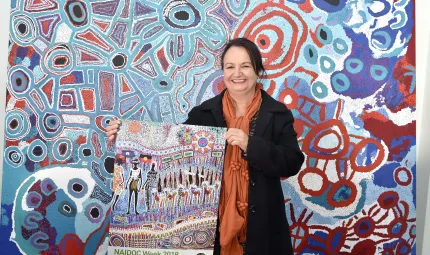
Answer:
top-left (219, 85), bottom-right (262, 255)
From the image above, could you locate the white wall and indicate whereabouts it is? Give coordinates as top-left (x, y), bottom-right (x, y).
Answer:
top-left (0, 0), bottom-right (427, 253)
top-left (416, 1), bottom-right (430, 254)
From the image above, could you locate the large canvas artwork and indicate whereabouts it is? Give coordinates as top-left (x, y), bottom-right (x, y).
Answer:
top-left (0, 0), bottom-right (415, 254)
top-left (108, 120), bottom-right (226, 254)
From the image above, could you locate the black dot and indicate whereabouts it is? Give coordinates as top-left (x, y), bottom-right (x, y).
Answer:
top-left (73, 4), bottom-right (83, 18)
top-left (50, 119), bottom-right (57, 125)
top-left (10, 119), bottom-right (18, 129)
top-left (104, 157), bottom-right (115, 174)
top-left (83, 149), bottom-right (92, 156)
top-left (159, 81), bottom-right (168, 86)
top-left (16, 78), bottom-right (22, 87)
top-left (59, 143), bottom-right (68, 155)
top-left (260, 39), bottom-right (266, 46)
top-left (17, 23), bottom-right (27, 34)
top-left (325, 0), bottom-right (340, 6)
top-left (309, 48), bottom-right (314, 58)
top-left (90, 207), bottom-right (100, 218)
top-left (174, 11), bottom-right (189, 21)
top-left (112, 54), bottom-right (126, 68)
top-left (33, 146), bottom-right (43, 157)
top-left (73, 183), bottom-right (83, 192)
top-left (106, 120), bottom-right (111, 124)
top-left (63, 204), bottom-right (71, 212)
top-left (320, 29), bottom-right (328, 41)
top-left (54, 57), bottom-right (67, 65)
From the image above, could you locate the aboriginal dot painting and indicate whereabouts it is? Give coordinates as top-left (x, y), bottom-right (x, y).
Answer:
top-left (109, 120), bottom-right (226, 254)
top-left (0, 0), bottom-right (415, 254)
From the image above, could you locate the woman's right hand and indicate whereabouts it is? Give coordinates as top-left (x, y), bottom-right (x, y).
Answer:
top-left (106, 120), bottom-right (121, 142)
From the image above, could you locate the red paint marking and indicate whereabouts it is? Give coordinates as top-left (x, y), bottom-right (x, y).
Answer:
top-left (310, 25), bottom-right (324, 48)
top-left (299, 0), bottom-right (313, 13)
top-left (121, 76), bottom-right (131, 93)
top-left (76, 29), bottom-right (113, 52)
top-left (302, 119), bottom-right (350, 159)
top-left (60, 74), bottom-right (76, 85)
top-left (41, 79), bottom-right (54, 105)
top-left (294, 67), bottom-right (319, 84)
top-left (93, 19), bottom-right (110, 32)
top-left (81, 89), bottom-right (95, 111)
top-left (15, 100), bottom-right (27, 109)
top-left (361, 111), bottom-right (415, 161)
top-left (6, 140), bottom-right (19, 147)
top-left (266, 80), bottom-right (276, 96)
top-left (298, 167), bottom-right (328, 196)
top-left (157, 48), bottom-right (169, 72)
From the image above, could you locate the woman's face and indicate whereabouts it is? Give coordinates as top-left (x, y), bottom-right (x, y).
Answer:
top-left (223, 46), bottom-right (258, 95)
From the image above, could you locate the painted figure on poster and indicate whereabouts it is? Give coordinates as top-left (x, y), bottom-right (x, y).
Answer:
top-left (143, 162), bottom-right (158, 211)
top-left (112, 158), bottom-right (125, 210)
top-left (126, 157), bottom-right (143, 215)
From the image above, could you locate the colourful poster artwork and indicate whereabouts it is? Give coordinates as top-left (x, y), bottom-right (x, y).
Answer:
top-left (108, 120), bottom-right (226, 254)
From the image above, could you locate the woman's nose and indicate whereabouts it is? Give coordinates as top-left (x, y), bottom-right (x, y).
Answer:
top-left (234, 67), bottom-right (242, 76)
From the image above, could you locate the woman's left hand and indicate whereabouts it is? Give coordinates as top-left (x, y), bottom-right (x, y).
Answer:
top-left (225, 128), bottom-right (248, 152)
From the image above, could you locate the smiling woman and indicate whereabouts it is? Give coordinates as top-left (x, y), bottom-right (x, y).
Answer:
top-left (107, 38), bottom-right (305, 255)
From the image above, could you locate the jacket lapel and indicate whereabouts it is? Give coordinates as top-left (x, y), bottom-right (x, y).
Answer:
top-left (211, 108), bottom-right (226, 128)
top-left (201, 90), bottom-right (227, 128)
top-left (253, 90), bottom-right (287, 137)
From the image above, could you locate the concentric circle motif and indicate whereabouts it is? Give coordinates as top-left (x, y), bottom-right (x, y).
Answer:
top-left (68, 178), bottom-right (88, 198)
top-left (85, 203), bottom-right (104, 223)
top-left (163, 1), bottom-right (201, 31)
top-left (26, 191), bottom-right (43, 209)
top-left (40, 178), bottom-right (57, 196)
top-left (4, 146), bottom-right (25, 168)
top-left (195, 231), bottom-right (209, 245)
top-left (234, 2), bottom-right (308, 78)
top-left (52, 138), bottom-right (73, 161)
top-left (109, 234), bottom-right (125, 247)
top-left (171, 236), bottom-right (181, 246)
top-left (9, 67), bottom-right (31, 95)
top-left (5, 110), bottom-right (30, 140)
top-left (42, 112), bottom-right (62, 135)
top-left (27, 139), bottom-right (48, 162)
top-left (12, 14), bottom-right (36, 44)
top-left (182, 234), bottom-right (194, 245)
top-left (58, 200), bottom-right (77, 217)
top-left (95, 115), bottom-right (116, 132)
top-left (65, 0), bottom-right (88, 27)
top-left (43, 44), bottom-right (74, 75)
top-left (192, 131), bottom-right (215, 153)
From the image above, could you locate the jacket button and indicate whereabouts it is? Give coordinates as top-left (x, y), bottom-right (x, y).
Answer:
top-left (250, 180), bottom-right (256, 186)
top-left (250, 205), bottom-right (256, 213)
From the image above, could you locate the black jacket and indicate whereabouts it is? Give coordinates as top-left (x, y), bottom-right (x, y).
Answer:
top-left (184, 89), bottom-right (305, 255)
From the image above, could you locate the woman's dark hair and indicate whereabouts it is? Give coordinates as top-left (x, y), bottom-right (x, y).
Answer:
top-left (221, 37), bottom-right (266, 77)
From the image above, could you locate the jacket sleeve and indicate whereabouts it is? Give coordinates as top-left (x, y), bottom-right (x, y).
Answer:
top-left (183, 107), bottom-right (201, 126)
top-left (245, 110), bottom-right (304, 178)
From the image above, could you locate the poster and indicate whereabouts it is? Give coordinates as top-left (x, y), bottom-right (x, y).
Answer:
top-left (108, 120), bottom-right (226, 254)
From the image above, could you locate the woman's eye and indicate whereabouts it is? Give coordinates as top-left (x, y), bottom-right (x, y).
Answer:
top-left (226, 66), bottom-right (233, 69)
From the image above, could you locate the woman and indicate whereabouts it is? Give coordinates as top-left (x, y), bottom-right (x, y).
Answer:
top-left (107, 38), bottom-right (305, 255)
